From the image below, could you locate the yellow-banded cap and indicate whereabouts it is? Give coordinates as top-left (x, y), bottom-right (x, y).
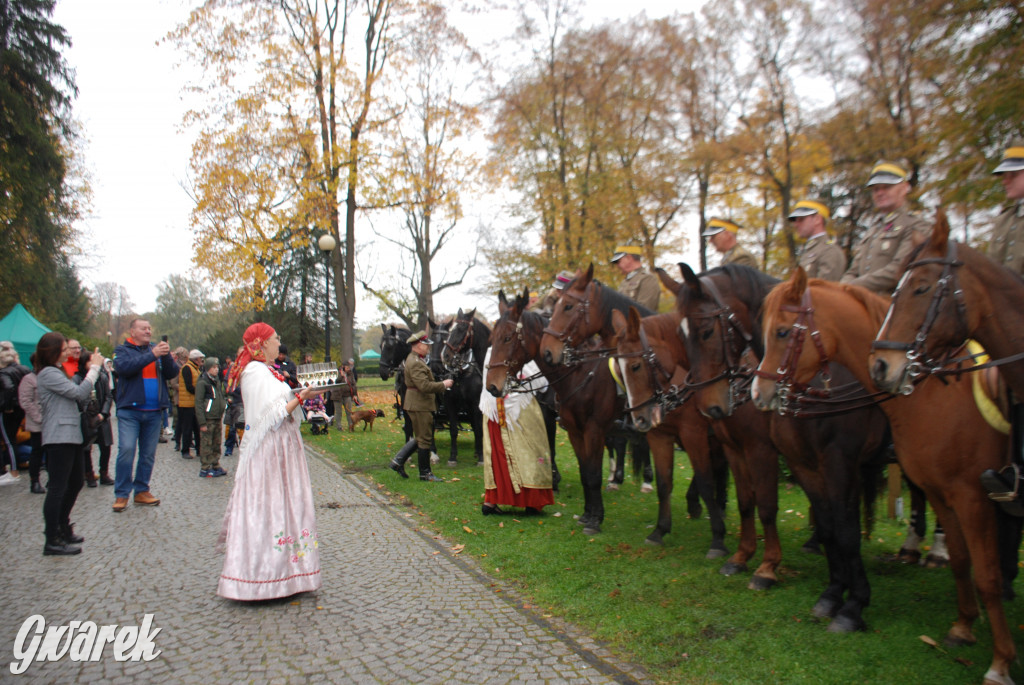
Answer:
top-left (866, 160), bottom-right (909, 186)
top-left (788, 199), bottom-right (831, 221)
top-left (701, 217), bottom-right (740, 237)
top-left (610, 245), bottom-right (643, 263)
top-left (993, 141), bottom-right (1024, 175)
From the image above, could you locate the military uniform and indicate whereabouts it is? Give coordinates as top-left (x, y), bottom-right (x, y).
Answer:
top-left (798, 234), bottom-right (846, 281)
top-left (722, 245), bottom-right (758, 269)
top-left (404, 350), bottom-right (446, 449)
top-left (841, 206), bottom-right (930, 296)
top-left (985, 202), bottom-right (1024, 277)
top-left (618, 268), bottom-right (660, 311)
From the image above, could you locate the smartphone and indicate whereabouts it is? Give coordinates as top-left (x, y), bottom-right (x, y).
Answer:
top-left (161, 335), bottom-right (168, 342)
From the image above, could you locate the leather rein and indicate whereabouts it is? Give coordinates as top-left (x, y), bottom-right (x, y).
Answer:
top-left (614, 324), bottom-right (692, 414)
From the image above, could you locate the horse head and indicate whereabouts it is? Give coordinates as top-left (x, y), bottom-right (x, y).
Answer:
top-left (378, 324), bottom-right (411, 380)
top-left (611, 306), bottom-right (672, 431)
top-left (540, 264), bottom-right (596, 365)
top-left (752, 267), bottom-right (817, 411)
top-left (442, 308), bottom-right (489, 372)
top-left (869, 210), bottom-right (972, 394)
top-left (486, 288), bottom-right (534, 397)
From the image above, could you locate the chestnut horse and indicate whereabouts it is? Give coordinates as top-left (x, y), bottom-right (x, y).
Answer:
top-left (672, 263), bottom-right (889, 629)
top-left (486, 289), bottom-right (717, 548)
top-left (751, 269), bottom-right (1014, 685)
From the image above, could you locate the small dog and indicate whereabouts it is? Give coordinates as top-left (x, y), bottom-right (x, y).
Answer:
top-left (350, 408), bottom-right (385, 432)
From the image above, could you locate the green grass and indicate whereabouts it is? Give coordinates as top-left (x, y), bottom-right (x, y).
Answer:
top-left (305, 394), bottom-right (1024, 684)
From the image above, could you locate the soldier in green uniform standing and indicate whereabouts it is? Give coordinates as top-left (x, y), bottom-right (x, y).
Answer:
top-left (610, 245), bottom-right (660, 311)
top-left (985, 141), bottom-right (1024, 275)
top-left (394, 330), bottom-right (452, 482)
top-left (789, 199), bottom-right (846, 281)
top-left (840, 161), bottom-right (931, 296)
top-left (703, 218), bottom-right (758, 269)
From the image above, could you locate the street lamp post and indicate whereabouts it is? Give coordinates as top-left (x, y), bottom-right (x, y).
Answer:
top-left (318, 233), bottom-right (337, 363)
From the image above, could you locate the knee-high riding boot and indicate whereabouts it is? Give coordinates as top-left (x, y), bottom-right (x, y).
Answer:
top-left (418, 447), bottom-right (442, 482)
top-left (389, 438), bottom-right (417, 479)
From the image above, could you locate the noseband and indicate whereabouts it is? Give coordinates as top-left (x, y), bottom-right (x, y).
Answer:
top-left (870, 239), bottom-right (968, 391)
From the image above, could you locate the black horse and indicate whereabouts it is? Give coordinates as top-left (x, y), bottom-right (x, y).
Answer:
top-left (378, 324), bottom-right (412, 442)
top-left (428, 317), bottom-right (485, 466)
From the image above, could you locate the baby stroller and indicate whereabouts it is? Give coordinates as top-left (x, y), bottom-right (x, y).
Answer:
top-left (308, 414), bottom-right (331, 435)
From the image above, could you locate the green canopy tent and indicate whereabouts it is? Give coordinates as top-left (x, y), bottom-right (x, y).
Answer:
top-left (0, 304), bottom-right (51, 365)
top-left (359, 349), bottom-right (381, 360)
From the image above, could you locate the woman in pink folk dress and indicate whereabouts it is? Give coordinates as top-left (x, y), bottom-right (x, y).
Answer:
top-left (217, 323), bottom-right (325, 601)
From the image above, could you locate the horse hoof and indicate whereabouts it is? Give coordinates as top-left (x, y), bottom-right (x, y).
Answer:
top-left (811, 597), bottom-right (840, 619)
top-left (748, 575), bottom-right (776, 591)
top-left (583, 525), bottom-right (601, 535)
top-left (896, 548), bottom-right (922, 565)
top-left (924, 554), bottom-right (949, 569)
top-left (605, 482), bottom-right (620, 492)
top-left (705, 547), bottom-right (729, 560)
top-left (687, 506), bottom-right (703, 520)
top-left (644, 535), bottom-right (663, 547)
top-left (719, 561), bottom-right (746, 577)
top-left (640, 482), bottom-right (654, 494)
top-left (447, 460), bottom-right (458, 467)
top-left (983, 667), bottom-right (1015, 685)
top-left (828, 614), bottom-right (866, 633)
top-left (802, 542), bottom-right (823, 556)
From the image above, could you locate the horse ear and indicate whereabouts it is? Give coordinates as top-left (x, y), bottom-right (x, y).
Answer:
top-left (656, 267), bottom-right (682, 296)
top-left (381, 323), bottom-right (387, 334)
top-left (457, 308), bottom-right (464, 318)
top-left (498, 290), bottom-right (509, 314)
top-left (515, 289), bottom-right (529, 312)
top-left (680, 263), bottom-right (701, 294)
top-left (467, 308), bottom-right (476, 319)
top-left (931, 208), bottom-right (950, 253)
top-left (583, 263), bottom-right (594, 285)
top-left (786, 266), bottom-right (809, 300)
top-left (612, 309), bottom-right (627, 338)
top-left (627, 306), bottom-right (642, 334)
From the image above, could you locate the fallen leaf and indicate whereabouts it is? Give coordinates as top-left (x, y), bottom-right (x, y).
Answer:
top-left (450, 477), bottom-right (461, 482)
top-left (463, 525), bottom-right (474, 533)
top-left (499, 522), bottom-right (504, 528)
top-left (954, 657), bottom-right (974, 667)
top-left (451, 544), bottom-right (465, 555)
top-left (553, 512), bottom-right (562, 517)
top-left (432, 551), bottom-right (440, 555)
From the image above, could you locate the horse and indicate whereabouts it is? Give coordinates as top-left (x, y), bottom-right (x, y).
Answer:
top-left (751, 268), bottom-right (1015, 685)
top-left (671, 263), bottom-right (890, 629)
top-left (871, 210), bottom-right (1024, 398)
top-left (379, 324), bottom-right (413, 442)
top-left (486, 289), bottom-right (697, 546)
top-left (539, 264), bottom-right (655, 491)
top-left (427, 318), bottom-right (485, 467)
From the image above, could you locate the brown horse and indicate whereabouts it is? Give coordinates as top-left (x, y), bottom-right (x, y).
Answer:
top-left (871, 209), bottom-right (1024, 399)
top-left (672, 263), bottom-right (889, 630)
top-left (486, 289), bottom-right (702, 547)
top-left (751, 269), bottom-right (1014, 685)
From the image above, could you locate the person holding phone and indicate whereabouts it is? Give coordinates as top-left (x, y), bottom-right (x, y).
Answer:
top-left (111, 319), bottom-right (179, 512)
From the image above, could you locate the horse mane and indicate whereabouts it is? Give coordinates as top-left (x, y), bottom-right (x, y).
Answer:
top-left (698, 264), bottom-right (780, 357)
top-left (764, 278), bottom-right (890, 331)
top-left (641, 312), bottom-right (683, 343)
top-left (593, 279), bottom-right (655, 328)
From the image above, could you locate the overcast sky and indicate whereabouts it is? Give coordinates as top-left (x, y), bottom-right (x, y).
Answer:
top-left (54, 0), bottom-right (700, 322)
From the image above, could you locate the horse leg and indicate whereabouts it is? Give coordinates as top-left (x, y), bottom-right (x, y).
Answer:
top-left (711, 437), bottom-right (729, 515)
top-left (446, 393), bottom-right (459, 466)
top-left (545, 407), bottom-right (561, 492)
top-left (606, 435), bottom-right (625, 491)
top-left (899, 478), bottom-right (928, 564)
top-left (827, 464), bottom-right (873, 633)
top-left (748, 439), bottom-right (781, 591)
top-left (680, 413), bottom-right (729, 558)
top-left (997, 509), bottom-right (1022, 600)
top-left (720, 443), bottom-right (756, 577)
top-left (567, 423), bottom-right (603, 533)
top-left (685, 478), bottom-right (703, 519)
top-left (634, 438), bottom-right (654, 493)
top-left (644, 431), bottom-right (675, 546)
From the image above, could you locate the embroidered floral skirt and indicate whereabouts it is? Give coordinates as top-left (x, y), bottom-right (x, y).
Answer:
top-left (217, 418), bottom-right (321, 600)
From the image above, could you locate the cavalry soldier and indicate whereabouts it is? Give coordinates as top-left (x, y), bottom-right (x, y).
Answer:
top-left (984, 141), bottom-right (1024, 276)
top-left (388, 330), bottom-right (451, 482)
top-left (702, 218), bottom-right (758, 269)
top-left (840, 160), bottom-right (931, 296)
top-left (789, 199), bottom-right (846, 281)
top-left (610, 245), bottom-right (660, 311)
top-left (535, 270), bottom-right (574, 315)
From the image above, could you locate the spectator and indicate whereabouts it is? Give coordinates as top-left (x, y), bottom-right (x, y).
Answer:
top-left (222, 346), bottom-right (244, 457)
top-left (111, 318), bottom-right (179, 512)
top-left (302, 393), bottom-right (330, 423)
top-left (169, 346), bottom-right (187, 448)
top-left (273, 344), bottom-right (299, 388)
top-left (177, 349), bottom-right (205, 459)
top-left (75, 349), bottom-right (114, 487)
top-left (536, 270), bottom-right (574, 315)
top-left (479, 350), bottom-right (554, 515)
top-left (195, 356), bottom-right (227, 478)
top-left (61, 339), bottom-right (81, 378)
top-left (217, 323), bottom-right (324, 600)
top-left (0, 341), bottom-right (30, 484)
top-left (703, 218), bottom-right (759, 268)
top-left (18, 355), bottom-right (45, 493)
top-left (35, 332), bottom-right (102, 555)
top-left (333, 360), bottom-right (357, 429)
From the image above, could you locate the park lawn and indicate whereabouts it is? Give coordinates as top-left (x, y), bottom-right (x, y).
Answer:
top-left (306, 387), bottom-right (1024, 684)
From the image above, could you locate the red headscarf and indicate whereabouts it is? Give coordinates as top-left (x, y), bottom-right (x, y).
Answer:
top-left (227, 322), bottom-right (276, 393)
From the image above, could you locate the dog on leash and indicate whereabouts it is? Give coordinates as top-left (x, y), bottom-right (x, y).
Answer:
top-left (350, 408), bottom-right (385, 432)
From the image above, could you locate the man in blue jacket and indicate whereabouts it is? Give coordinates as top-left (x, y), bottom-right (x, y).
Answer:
top-left (111, 319), bottom-right (179, 512)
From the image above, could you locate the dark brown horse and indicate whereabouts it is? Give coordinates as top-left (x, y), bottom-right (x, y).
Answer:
top-left (486, 289), bottom-right (704, 547)
top-left (752, 269), bottom-right (1014, 685)
top-left (672, 263), bottom-right (889, 630)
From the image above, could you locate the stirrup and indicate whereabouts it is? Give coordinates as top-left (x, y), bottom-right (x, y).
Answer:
top-left (982, 464), bottom-right (1020, 502)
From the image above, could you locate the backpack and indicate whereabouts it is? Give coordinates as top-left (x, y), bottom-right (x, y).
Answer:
top-left (0, 365), bottom-right (29, 412)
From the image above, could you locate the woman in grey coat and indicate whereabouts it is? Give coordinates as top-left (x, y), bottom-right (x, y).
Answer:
top-left (35, 332), bottom-right (102, 556)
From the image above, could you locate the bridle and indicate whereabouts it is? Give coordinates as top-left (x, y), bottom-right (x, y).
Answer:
top-left (870, 239), bottom-right (968, 393)
top-left (443, 319), bottom-right (479, 377)
top-left (682, 277), bottom-right (757, 412)
top-left (615, 324), bottom-right (689, 415)
top-left (753, 287), bottom-right (835, 411)
top-left (485, 314), bottom-right (547, 392)
top-left (541, 281), bottom-right (613, 364)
